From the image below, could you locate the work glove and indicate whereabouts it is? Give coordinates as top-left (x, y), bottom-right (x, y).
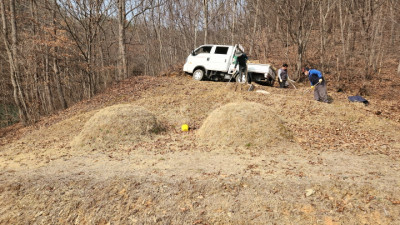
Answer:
top-left (311, 86), bottom-right (314, 90)
top-left (318, 79), bottom-right (322, 83)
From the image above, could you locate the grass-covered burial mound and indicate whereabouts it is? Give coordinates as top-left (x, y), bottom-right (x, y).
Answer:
top-left (71, 104), bottom-right (164, 150)
top-left (197, 102), bottom-right (293, 148)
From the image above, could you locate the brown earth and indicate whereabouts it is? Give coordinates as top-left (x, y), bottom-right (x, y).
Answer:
top-left (0, 75), bottom-right (399, 224)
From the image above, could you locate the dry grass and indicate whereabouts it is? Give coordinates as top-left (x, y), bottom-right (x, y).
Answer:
top-left (197, 102), bottom-right (293, 148)
top-left (71, 104), bottom-right (164, 151)
top-left (1, 76), bottom-right (400, 224)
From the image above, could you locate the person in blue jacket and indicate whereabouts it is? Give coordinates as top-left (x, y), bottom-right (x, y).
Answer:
top-left (303, 67), bottom-right (328, 103)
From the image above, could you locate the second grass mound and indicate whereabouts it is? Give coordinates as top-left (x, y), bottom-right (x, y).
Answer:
top-left (197, 102), bottom-right (292, 148)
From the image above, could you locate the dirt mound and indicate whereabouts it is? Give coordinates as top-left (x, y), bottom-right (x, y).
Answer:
top-left (197, 102), bottom-right (293, 148)
top-left (71, 104), bottom-right (164, 150)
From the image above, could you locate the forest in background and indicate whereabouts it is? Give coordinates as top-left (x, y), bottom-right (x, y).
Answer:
top-left (0, 0), bottom-right (399, 126)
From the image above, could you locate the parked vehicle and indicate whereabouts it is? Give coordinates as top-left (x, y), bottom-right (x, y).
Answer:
top-left (183, 44), bottom-right (276, 86)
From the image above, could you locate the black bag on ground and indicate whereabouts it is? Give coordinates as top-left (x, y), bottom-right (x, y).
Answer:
top-left (348, 96), bottom-right (369, 105)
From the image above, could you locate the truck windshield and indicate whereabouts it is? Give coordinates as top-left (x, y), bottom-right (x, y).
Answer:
top-left (194, 46), bottom-right (212, 55)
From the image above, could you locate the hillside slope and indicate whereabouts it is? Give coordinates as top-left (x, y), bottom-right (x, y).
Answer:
top-left (1, 75), bottom-right (399, 224)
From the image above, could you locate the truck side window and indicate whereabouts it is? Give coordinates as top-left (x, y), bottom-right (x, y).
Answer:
top-left (195, 46), bottom-right (212, 55)
top-left (214, 47), bottom-right (229, 55)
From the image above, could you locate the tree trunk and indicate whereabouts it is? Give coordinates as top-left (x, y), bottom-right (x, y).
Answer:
top-left (118, 0), bottom-right (127, 79)
top-left (52, 0), bottom-right (67, 109)
top-left (53, 58), bottom-right (67, 109)
top-left (87, 44), bottom-right (95, 98)
top-left (249, 0), bottom-right (259, 56)
top-left (44, 46), bottom-right (54, 113)
top-left (30, 0), bottom-right (42, 113)
top-left (390, 2), bottom-right (395, 46)
top-left (0, 0), bottom-right (29, 125)
top-left (151, 7), bottom-right (165, 73)
top-left (194, 17), bottom-right (198, 48)
top-left (99, 45), bottom-right (107, 88)
top-left (338, 0), bottom-right (347, 67)
top-left (319, 2), bottom-right (325, 73)
top-left (231, 0), bottom-right (237, 45)
top-left (203, 0), bottom-right (208, 44)
top-left (232, 0), bottom-right (237, 45)
top-left (296, 42), bottom-right (304, 81)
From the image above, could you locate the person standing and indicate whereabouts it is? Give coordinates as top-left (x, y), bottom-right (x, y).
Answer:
top-left (233, 51), bottom-right (249, 84)
top-left (277, 63), bottom-right (289, 88)
top-left (303, 67), bottom-right (328, 103)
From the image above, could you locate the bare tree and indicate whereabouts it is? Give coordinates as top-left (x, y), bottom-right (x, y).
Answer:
top-left (117, 0), bottom-right (157, 79)
top-left (55, 0), bottom-right (112, 98)
top-left (318, 0), bottom-right (336, 73)
top-left (0, 0), bottom-right (29, 124)
top-left (203, 0), bottom-right (208, 44)
top-left (274, 0), bottom-right (316, 80)
top-left (117, 0), bottom-right (128, 79)
top-left (338, 0), bottom-right (347, 71)
top-left (231, 0), bottom-right (237, 45)
top-left (248, 0), bottom-right (260, 56)
top-left (354, 0), bottom-right (385, 79)
top-left (52, 0), bottom-right (68, 109)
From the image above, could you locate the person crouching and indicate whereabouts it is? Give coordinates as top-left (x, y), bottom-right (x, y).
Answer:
top-left (303, 67), bottom-right (329, 103)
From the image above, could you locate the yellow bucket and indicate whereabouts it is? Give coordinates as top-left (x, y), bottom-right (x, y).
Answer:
top-left (181, 124), bottom-right (189, 132)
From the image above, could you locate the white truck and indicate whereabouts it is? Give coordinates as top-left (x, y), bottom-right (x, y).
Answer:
top-left (183, 44), bottom-right (276, 86)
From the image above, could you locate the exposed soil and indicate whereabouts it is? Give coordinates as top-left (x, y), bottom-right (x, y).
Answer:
top-left (1, 75), bottom-right (399, 224)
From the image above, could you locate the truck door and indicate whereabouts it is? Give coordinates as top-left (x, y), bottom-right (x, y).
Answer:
top-left (207, 46), bottom-right (232, 72)
top-left (191, 45), bottom-right (213, 68)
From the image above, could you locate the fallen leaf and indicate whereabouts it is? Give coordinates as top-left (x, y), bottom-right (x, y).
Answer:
top-left (305, 189), bottom-right (315, 197)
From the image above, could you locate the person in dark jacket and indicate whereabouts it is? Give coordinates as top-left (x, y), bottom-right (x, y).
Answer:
top-left (233, 52), bottom-right (249, 84)
top-left (277, 63), bottom-right (289, 88)
top-left (304, 67), bottom-right (328, 103)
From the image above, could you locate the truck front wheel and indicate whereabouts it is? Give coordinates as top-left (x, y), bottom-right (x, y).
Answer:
top-left (193, 69), bottom-right (204, 81)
